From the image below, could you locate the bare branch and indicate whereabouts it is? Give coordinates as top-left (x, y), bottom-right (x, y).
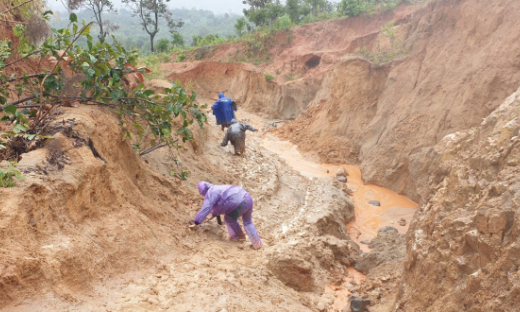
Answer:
top-left (4, 50), bottom-right (41, 67)
top-left (0, 95), bottom-right (36, 111)
top-left (0, 0), bottom-right (36, 15)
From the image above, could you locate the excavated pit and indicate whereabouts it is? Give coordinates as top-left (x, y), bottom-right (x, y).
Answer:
top-left (3, 0), bottom-right (520, 311)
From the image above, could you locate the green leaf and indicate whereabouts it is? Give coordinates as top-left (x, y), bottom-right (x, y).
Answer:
top-left (172, 104), bottom-right (180, 115)
top-left (110, 91), bottom-right (120, 102)
top-left (143, 90), bottom-right (154, 97)
top-left (3, 105), bottom-right (17, 115)
top-left (70, 13), bottom-right (78, 23)
top-left (86, 68), bottom-right (95, 78)
top-left (12, 124), bottom-right (27, 134)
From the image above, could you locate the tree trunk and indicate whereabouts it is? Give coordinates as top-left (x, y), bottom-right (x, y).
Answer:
top-left (150, 34), bottom-right (155, 52)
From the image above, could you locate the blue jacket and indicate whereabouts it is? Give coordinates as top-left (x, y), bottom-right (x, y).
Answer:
top-left (212, 93), bottom-right (236, 125)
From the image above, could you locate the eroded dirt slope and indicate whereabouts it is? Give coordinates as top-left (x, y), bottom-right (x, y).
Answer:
top-left (0, 103), bottom-right (359, 311)
top-left (394, 87), bottom-right (520, 312)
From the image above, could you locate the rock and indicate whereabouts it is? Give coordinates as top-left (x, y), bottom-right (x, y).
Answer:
top-left (337, 176), bottom-right (348, 183)
top-left (361, 240), bottom-right (371, 245)
top-left (266, 255), bottom-right (313, 291)
top-left (398, 218), bottom-right (407, 226)
top-left (354, 227), bottom-right (404, 273)
top-left (345, 296), bottom-right (371, 312)
top-left (337, 167), bottom-right (349, 177)
top-left (368, 200), bottom-right (380, 206)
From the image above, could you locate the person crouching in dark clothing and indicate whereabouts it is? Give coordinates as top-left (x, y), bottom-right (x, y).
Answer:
top-left (220, 119), bottom-right (257, 155)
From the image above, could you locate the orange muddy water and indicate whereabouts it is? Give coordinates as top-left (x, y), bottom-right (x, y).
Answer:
top-left (259, 133), bottom-right (418, 251)
top-left (258, 131), bottom-right (418, 311)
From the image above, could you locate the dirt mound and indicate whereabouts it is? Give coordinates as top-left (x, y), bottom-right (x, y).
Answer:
top-left (161, 4), bottom-right (416, 121)
top-left (0, 106), bottom-right (187, 303)
top-left (165, 61), bottom-right (321, 119)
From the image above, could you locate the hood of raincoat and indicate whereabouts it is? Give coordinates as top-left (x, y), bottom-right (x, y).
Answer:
top-left (219, 93), bottom-right (224, 99)
top-left (198, 181), bottom-right (213, 196)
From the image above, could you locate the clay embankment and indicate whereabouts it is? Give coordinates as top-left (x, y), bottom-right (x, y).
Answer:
top-left (393, 87), bottom-right (520, 312)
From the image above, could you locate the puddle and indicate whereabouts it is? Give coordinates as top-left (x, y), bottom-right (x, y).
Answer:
top-left (259, 133), bottom-right (418, 251)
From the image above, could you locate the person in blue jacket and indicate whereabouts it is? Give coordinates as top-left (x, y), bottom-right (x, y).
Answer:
top-left (212, 93), bottom-right (237, 130)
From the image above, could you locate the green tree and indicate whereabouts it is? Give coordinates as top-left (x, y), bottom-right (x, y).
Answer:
top-left (277, 15), bottom-right (292, 31)
top-left (156, 38), bottom-right (170, 52)
top-left (286, 0), bottom-right (301, 24)
top-left (234, 17), bottom-right (247, 37)
top-left (304, 0), bottom-right (326, 17)
top-left (171, 32), bottom-right (184, 47)
top-left (339, 0), bottom-right (363, 17)
top-left (122, 0), bottom-right (184, 52)
top-left (1, 12), bottom-right (206, 161)
top-left (65, 0), bottom-right (118, 40)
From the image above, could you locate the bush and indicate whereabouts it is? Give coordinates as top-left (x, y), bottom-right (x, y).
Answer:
top-left (264, 73), bottom-right (274, 81)
top-left (156, 38), bottom-right (170, 52)
top-left (277, 15), bottom-right (292, 31)
top-left (235, 17), bottom-right (247, 38)
top-left (0, 162), bottom-right (24, 188)
top-left (1, 12), bottom-right (207, 166)
top-left (176, 53), bottom-right (187, 62)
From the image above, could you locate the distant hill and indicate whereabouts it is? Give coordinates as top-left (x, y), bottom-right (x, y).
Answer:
top-left (49, 8), bottom-right (241, 52)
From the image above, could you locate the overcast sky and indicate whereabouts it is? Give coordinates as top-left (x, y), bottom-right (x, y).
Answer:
top-left (45, 0), bottom-right (249, 15)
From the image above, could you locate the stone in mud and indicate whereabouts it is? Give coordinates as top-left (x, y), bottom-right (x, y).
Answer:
top-left (337, 167), bottom-right (349, 177)
top-left (368, 200), bottom-right (380, 206)
top-left (354, 226), bottom-right (405, 274)
top-left (337, 176), bottom-right (348, 183)
top-left (344, 296), bottom-right (371, 312)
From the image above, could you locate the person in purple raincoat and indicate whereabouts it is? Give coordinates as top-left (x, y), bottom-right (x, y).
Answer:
top-left (191, 181), bottom-right (262, 249)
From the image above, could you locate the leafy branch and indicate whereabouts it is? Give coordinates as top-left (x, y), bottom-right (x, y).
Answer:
top-left (1, 11), bottom-right (207, 164)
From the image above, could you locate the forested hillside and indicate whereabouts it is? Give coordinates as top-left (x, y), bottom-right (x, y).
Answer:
top-left (49, 8), bottom-right (240, 51)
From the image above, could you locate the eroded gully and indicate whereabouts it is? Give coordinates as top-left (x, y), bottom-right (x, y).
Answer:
top-left (235, 110), bottom-right (418, 311)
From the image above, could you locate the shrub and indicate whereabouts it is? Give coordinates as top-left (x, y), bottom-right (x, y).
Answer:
top-left (0, 162), bottom-right (24, 188)
top-left (264, 73), bottom-right (274, 81)
top-left (176, 53), bottom-right (187, 62)
top-left (277, 15), bottom-right (292, 31)
top-left (1, 12), bottom-right (207, 166)
top-left (156, 38), bottom-right (170, 52)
